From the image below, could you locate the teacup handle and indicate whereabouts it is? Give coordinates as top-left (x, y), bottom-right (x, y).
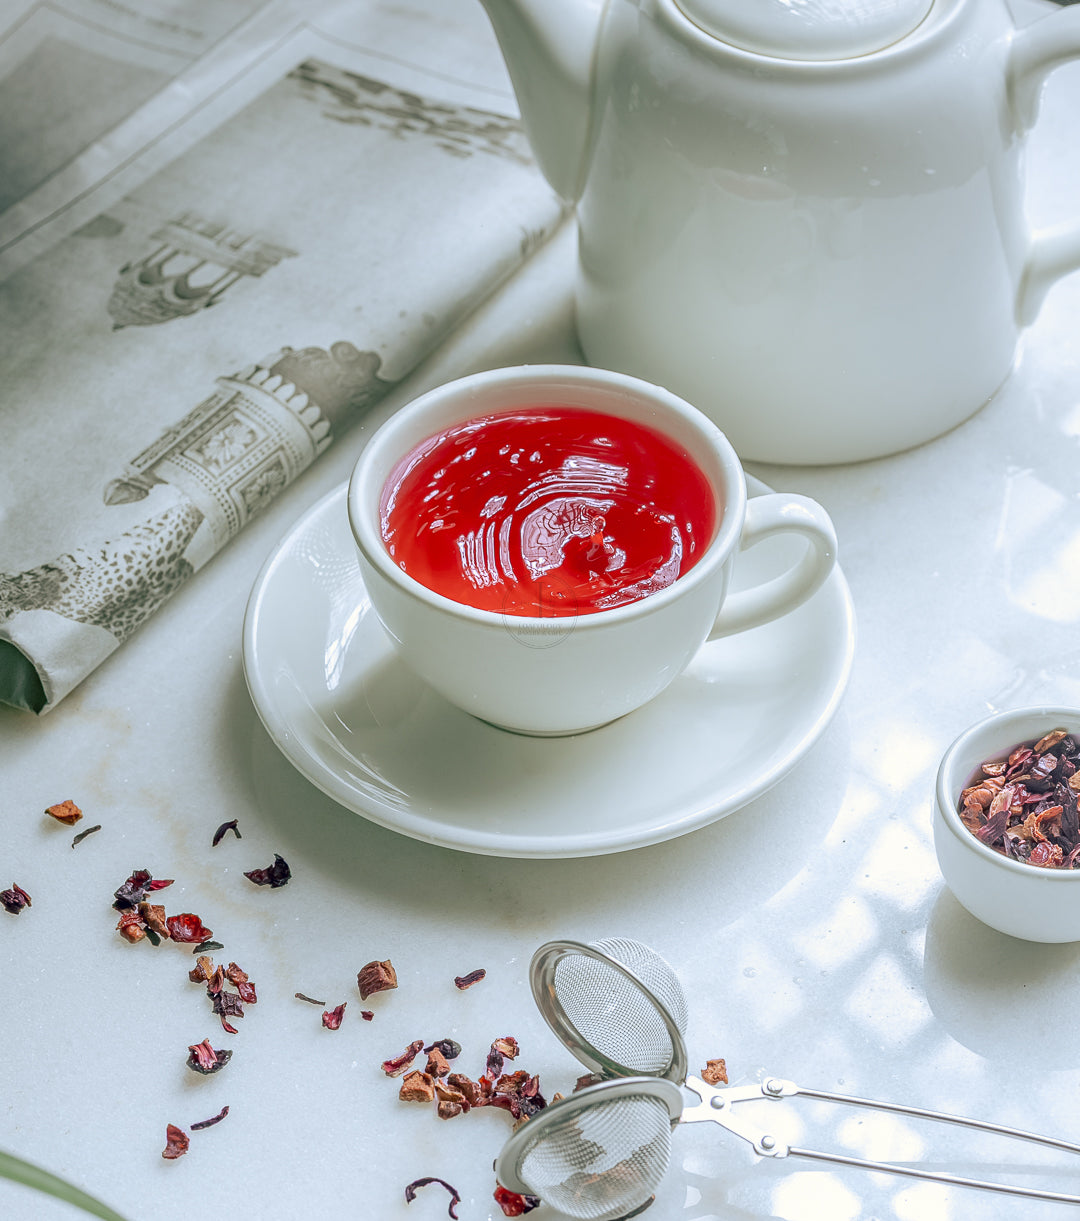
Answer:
top-left (708, 493), bottom-right (837, 640)
top-left (1010, 4), bottom-right (1080, 325)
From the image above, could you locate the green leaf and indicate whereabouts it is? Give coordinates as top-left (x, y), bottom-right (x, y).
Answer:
top-left (0, 1148), bottom-right (130, 1220)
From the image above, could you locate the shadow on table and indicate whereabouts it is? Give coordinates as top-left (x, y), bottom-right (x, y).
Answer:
top-left (922, 886), bottom-right (1080, 1063)
top-left (222, 660), bottom-right (853, 940)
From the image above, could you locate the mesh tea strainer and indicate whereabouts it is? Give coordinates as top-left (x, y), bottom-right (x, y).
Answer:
top-left (497, 938), bottom-right (1080, 1219)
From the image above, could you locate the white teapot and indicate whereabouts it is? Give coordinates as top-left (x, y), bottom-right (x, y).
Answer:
top-left (479, 0), bottom-right (1080, 463)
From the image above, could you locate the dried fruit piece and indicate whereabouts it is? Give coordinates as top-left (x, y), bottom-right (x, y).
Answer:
top-left (1, 884), bottom-right (31, 915)
top-left (138, 903), bottom-right (169, 940)
top-left (357, 959), bottom-right (397, 1000)
top-left (243, 854), bottom-right (291, 888)
top-left (226, 963), bottom-right (257, 1004)
top-left (361, 1010), bottom-right (374, 1021)
top-left (116, 908), bottom-right (146, 942)
top-left (209, 988), bottom-right (245, 1034)
top-left (211, 819), bottom-right (241, 846)
top-left (191, 1106), bottom-right (229, 1131)
top-left (162, 1124), bottom-right (189, 1159)
top-left (382, 1039), bottom-right (424, 1077)
top-left (701, 1058), bottom-right (728, 1086)
top-left (399, 1070), bottom-right (435, 1102)
top-left (454, 968), bottom-right (486, 990)
top-left (322, 1003), bottom-right (347, 1030)
top-left (45, 800), bottom-right (82, 825)
top-left (186, 1040), bottom-right (233, 1075)
top-left (426, 1047), bottom-right (452, 1078)
top-left (71, 825), bottom-right (101, 847)
top-left (405, 1177), bottom-right (461, 1219)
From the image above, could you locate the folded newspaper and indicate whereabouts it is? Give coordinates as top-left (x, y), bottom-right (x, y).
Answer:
top-left (0, 0), bottom-right (564, 713)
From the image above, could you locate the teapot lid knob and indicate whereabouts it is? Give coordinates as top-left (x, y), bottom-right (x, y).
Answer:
top-left (674, 0), bottom-right (934, 60)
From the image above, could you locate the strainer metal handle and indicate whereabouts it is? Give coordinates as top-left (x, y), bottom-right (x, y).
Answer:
top-left (682, 1073), bottom-right (1080, 1206)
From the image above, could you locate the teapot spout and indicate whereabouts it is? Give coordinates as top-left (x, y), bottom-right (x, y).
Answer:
top-left (478, 0), bottom-right (604, 201)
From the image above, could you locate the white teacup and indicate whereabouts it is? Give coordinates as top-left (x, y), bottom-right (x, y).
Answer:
top-left (347, 366), bottom-right (837, 736)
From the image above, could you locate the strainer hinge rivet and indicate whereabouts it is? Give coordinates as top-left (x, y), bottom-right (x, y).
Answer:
top-left (710, 1096), bottom-right (726, 1110)
top-left (765, 1079), bottom-right (784, 1095)
top-left (761, 1136), bottom-right (776, 1150)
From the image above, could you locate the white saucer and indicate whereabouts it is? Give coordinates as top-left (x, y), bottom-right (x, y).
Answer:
top-left (242, 478), bottom-right (855, 858)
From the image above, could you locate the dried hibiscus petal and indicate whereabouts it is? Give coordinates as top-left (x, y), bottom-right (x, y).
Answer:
top-left (361, 1010), bottom-right (374, 1021)
top-left (243, 854), bottom-right (291, 888)
top-left (166, 913), bottom-right (214, 943)
top-left (322, 1003), bottom-right (347, 1030)
top-left (211, 819), bottom-right (241, 846)
top-left (191, 1105), bottom-right (229, 1131)
top-left (357, 959), bottom-right (397, 1000)
top-left (454, 968), bottom-right (486, 990)
top-left (493, 1185), bottom-right (541, 1216)
top-left (113, 869), bottom-right (173, 910)
top-left (45, 800), bottom-right (82, 825)
top-left (186, 1039), bottom-right (233, 1075)
top-left (405, 1177), bottom-right (461, 1219)
top-left (1, 884), bottom-right (31, 915)
top-left (382, 1039), bottom-right (424, 1077)
top-left (162, 1124), bottom-right (189, 1159)
top-left (210, 988), bottom-right (245, 1033)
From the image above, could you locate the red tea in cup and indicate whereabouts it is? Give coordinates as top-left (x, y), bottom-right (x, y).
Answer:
top-left (379, 406), bottom-right (717, 616)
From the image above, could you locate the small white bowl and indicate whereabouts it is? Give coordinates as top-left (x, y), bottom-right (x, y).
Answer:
top-left (934, 706), bottom-right (1080, 942)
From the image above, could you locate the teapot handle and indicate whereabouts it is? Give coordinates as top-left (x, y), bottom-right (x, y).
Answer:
top-left (1010, 4), bottom-right (1080, 325)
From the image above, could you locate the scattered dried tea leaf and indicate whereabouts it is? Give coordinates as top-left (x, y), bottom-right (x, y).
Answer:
top-left (226, 963), bottom-right (257, 1004)
top-left (701, 1058), bottom-right (728, 1086)
top-left (193, 940), bottom-right (223, 954)
top-left (71, 824), bottom-right (101, 848)
top-left (357, 959), bottom-right (397, 1000)
top-left (166, 913), bottom-right (214, 944)
top-left (191, 1106), bottom-right (229, 1131)
top-left (209, 987), bottom-right (245, 1034)
top-left (382, 1039), bottom-right (424, 1077)
top-left (1, 884), bottom-right (31, 915)
top-left (322, 1003), bottom-right (347, 1030)
top-left (186, 1039), bottom-right (233, 1075)
top-left (295, 992), bottom-right (326, 1006)
top-left (243, 854), bottom-right (291, 888)
top-left (573, 1072), bottom-right (604, 1092)
top-left (162, 1124), bottom-right (189, 1159)
top-left (211, 819), bottom-right (241, 846)
top-left (361, 1010), bottom-right (374, 1021)
top-left (454, 968), bottom-right (486, 990)
top-left (399, 1070), bottom-right (435, 1103)
top-left (405, 1177), bottom-right (461, 1219)
top-left (494, 1184), bottom-right (541, 1216)
top-left (45, 800), bottom-right (82, 825)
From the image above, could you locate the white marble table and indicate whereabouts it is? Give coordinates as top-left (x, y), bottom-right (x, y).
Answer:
top-left (6, 20), bottom-right (1080, 1221)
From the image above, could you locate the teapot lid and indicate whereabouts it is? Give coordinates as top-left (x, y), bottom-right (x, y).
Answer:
top-left (674, 0), bottom-right (934, 60)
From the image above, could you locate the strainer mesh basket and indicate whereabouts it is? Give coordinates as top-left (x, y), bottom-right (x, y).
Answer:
top-left (515, 1091), bottom-right (672, 1220)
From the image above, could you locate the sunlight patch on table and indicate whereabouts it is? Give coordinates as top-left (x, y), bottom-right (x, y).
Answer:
top-left (791, 893), bottom-right (878, 969)
top-left (844, 951), bottom-right (932, 1047)
top-left (856, 820), bottom-right (938, 909)
top-left (772, 1171), bottom-right (861, 1221)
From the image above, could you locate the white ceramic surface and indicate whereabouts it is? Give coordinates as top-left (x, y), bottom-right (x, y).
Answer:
top-left (479, 0), bottom-right (1080, 461)
top-left (346, 365), bottom-right (836, 735)
top-left (675, 0), bottom-right (934, 60)
top-left (934, 707), bottom-right (1080, 943)
top-left (243, 477), bottom-right (854, 856)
